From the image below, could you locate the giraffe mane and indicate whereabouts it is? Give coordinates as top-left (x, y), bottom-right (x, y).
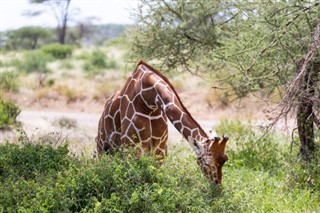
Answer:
top-left (137, 60), bottom-right (209, 139)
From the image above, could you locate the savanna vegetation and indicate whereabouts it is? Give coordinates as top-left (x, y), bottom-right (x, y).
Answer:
top-left (0, 121), bottom-right (319, 212)
top-left (1, 0), bottom-right (319, 212)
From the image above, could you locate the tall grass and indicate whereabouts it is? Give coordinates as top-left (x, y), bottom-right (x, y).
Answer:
top-left (0, 121), bottom-right (319, 212)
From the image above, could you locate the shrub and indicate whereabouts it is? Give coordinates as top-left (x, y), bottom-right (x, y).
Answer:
top-left (55, 117), bottom-right (77, 129)
top-left (41, 43), bottom-right (74, 59)
top-left (90, 50), bottom-right (108, 68)
top-left (0, 135), bottom-right (319, 212)
top-left (288, 129), bottom-right (320, 190)
top-left (0, 71), bottom-right (19, 92)
top-left (83, 50), bottom-right (118, 75)
top-left (54, 85), bottom-right (81, 102)
top-left (0, 142), bottom-right (70, 181)
top-left (17, 50), bottom-right (53, 74)
top-left (215, 119), bottom-right (286, 171)
top-left (47, 78), bottom-right (55, 87)
top-left (0, 98), bottom-right (21, 129)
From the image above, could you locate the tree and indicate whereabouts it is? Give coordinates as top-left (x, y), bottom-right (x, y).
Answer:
top-left (128, 0), bottom-right (228, 73)
top-left (28, 0), bottom-right (72, 44)
top-left (5, 27), bottom-right (49, 50)
top-left (128, 0), bottom-right (320, 160)
top-left (218, 1), bottom-right (320, 161)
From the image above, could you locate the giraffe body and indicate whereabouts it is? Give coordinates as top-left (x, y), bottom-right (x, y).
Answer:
top-left (96, 61), bottom-right (228, 184)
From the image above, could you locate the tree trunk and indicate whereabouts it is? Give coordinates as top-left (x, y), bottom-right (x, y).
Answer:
top-left (58, 0), bottom-right (71, 44)
top-left (58, 27), bottom-right (66, 44)
top-left (297, 61), bottom-right (319, 161)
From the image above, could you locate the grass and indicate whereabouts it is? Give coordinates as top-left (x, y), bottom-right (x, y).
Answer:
top-left (54, 85), bottom-right (83, 102)
top-left (0, 121), bottom-right (319, 212)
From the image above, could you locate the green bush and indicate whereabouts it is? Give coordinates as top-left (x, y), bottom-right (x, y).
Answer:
top-left (83, 50), bottom-right (118, 75)
top-left (47, 78), bottom-right (55, 87)
top-left (89, 50), bottom-right (108, 68)
top-left (288, 129), bottom-right (320, 191)
top-left (0, 125), bottom-right (319, 212)
top-left (17, 50), bottom-right (53, 73)
top-left (0, 142), bottom-right (70, 181)
top-left (0, 98), bottom-right (21, 129)
top-left (41, 43), bottom-right (74, 59)
top-left (215, 119), bottom-right (286, 171)
top-left (0, 71), bottom-right (19, 92)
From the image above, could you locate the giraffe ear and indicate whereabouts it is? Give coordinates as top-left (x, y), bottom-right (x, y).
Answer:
top-left (209, 136), bottom-right (220, 151)
top-left (187, 136), bottom-right (204, 155)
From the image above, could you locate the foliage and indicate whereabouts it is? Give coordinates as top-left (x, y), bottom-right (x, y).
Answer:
top-left (0, 142), bottom-right (70, 181)
top-left (215, 119), bottom-right (287, 171)
top-left (129, 0), bottom-right (319, 163)
top-left (0, 121), bottom-right (319, 212)
top-left (28, 0), bottom-right (72, 44)
top-left (17, 50), bottom-right (53, 74)
top-left (288, 129), bottom-right (320, 191)
top-left (128, 0), bottom-right (229, 72)
top-left (0, 98), bottom-right (21, 129)
top-left (83, 50), bottom-right (118, 75)
top-left (2, 27), bottom-right (50, 50)
top-left (217, 1), bottom-right (320, 97)
top-left (0, 71), bottom-right (19, 92)
top-left (129, 0), bottom-right (319, 96)
top-left (87, 50), bottom-right (107, 68)
top-left (41, 43), bottom-right (74, 59)
top-left (47, 78), bottom-right (55, 87)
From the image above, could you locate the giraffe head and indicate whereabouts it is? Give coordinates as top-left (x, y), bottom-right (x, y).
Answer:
top-left (188, 134), bottom-right (228, 184)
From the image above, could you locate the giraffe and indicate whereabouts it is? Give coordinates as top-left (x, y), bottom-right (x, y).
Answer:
top-left (96, 61), bottom-right (229, 184)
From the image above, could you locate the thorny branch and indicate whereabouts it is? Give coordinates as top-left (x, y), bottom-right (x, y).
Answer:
top-left (267, 22), bottom-right (320, 130)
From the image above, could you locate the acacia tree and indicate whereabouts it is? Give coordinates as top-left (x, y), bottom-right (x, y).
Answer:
top-left (5, 27), bottom-right (49, 50)
top-left (28, 0), bottom-right (72, 44)
top-left (128, 0), bottom-right (319, 161)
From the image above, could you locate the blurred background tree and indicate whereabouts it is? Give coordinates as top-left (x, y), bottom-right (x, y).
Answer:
top-left (3, 27), bottom-right (49, 50)
top-left (27, 0), bottom-right (73, 44)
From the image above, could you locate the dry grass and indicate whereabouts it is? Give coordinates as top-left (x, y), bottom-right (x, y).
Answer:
top-left (204, 88), bottom-right (233, 109)
top-left (54, 85), bottom-right (83, 102)
top-left (93, 81), bottom-right (122, 100)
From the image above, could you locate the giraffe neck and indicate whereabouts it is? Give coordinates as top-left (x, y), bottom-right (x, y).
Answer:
top-left (157, 89), bottom-right (208, 142)
top-left (139, 62), bottom-right (208, 143)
